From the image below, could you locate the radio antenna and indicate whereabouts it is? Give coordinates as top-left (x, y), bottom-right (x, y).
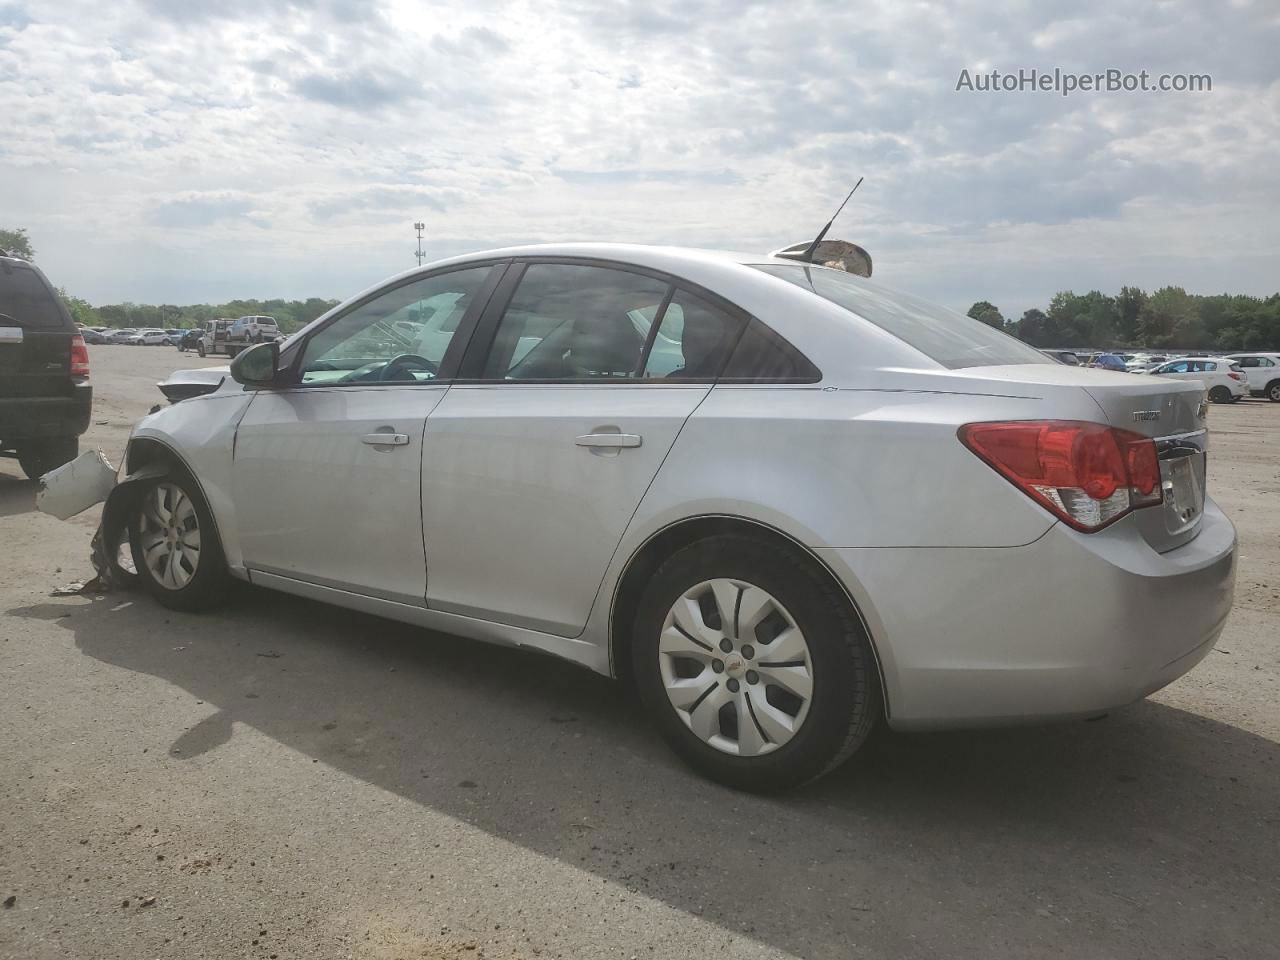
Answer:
top-left (799, 177), bottom-right (863, 263)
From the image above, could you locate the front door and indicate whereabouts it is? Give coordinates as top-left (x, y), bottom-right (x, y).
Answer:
top-left (420, 262), bottom-right (746, 636)
top-left (232, 264), bottom-right (498, 603)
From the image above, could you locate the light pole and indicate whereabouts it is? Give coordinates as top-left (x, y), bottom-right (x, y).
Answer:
top-left (414, 221), bottom-right (425, 266)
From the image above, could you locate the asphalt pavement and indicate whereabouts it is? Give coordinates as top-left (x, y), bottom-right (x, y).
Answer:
top-left (2, 345), bottom-right (1277, 959)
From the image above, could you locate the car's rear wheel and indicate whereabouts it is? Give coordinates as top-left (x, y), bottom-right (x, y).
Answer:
top-left (1267, 380), bottom-right (1280, 402)
top-left (1208, 385), bottom-right (1232, 404)
top-left (632, 535), bottom-right (879, 791)
top-left (17, 437), bottom-right (78, 480)
top-left (196, 341), bottom-right (206, 357)
top-left (129, 476), bottom-right (229, 611)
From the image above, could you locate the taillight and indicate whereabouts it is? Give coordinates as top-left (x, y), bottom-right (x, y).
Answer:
top-left (958, 420), bottom-right (1163, 532)
top-left (1229, 372), bottom-right (1245, 381)
top-left (70, 334), bottom-right (90, 380)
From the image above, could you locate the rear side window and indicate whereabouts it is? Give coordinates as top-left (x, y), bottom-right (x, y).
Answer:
top-left (753, 263), bottom-right (1051, 370)
top-left (642, 290), bottom-right (744, 379)
top-left (0, 263), bottom-right (68, 329)
top-left (482, 264), bottom-right (671, 380)
top-left (722, 318), bottom-right (821, 382)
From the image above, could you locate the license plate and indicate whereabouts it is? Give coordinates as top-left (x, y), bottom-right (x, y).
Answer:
top-left (1164, 455), bottom-right (1202, 525)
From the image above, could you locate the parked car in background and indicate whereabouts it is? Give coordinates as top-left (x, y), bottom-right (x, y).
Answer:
top-left (163, 328), bottom-right (184, 344)
top-left (88, 243), bottom-right (1236, 790)
top-left (1092, 352), bottom-right (1128, 371)
top-left (177, 328), bottom-right (203, 352)
top-left (106, 328), bottom-right (139, 343)
top-left (1147, 357), bottom-right (1247, 403)
top-left (127, 329), bottom-right (172, 346)
top-left (0, 251), bottom-right (91, 479)
top-left (80, 328), bottom-right (108, 344)
top-left (1222, 352), bottom-right (1280, 401)
top-left (232, 315), bottom-right (280, 343)
top-left (1125, 354), bottom-right (1169, 373)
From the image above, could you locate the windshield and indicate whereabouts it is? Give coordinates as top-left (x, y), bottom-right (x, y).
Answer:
top-left (753, 264), bottom-right (1052, 370)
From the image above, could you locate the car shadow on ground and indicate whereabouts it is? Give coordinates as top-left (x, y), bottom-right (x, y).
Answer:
top-left (0, 470), bottom-right (36, 518)
top-left (9, 585), bottom-right (1278, 957)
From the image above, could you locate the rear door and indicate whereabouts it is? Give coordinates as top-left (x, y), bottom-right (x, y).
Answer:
top-left (232, 263), bottom-right (502, 603)
top-left (419, 260), bottom-right (747, 636)
top-left (0, 259), bottom-right (74, 402)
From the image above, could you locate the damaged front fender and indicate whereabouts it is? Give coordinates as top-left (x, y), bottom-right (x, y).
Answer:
top-left (35, 449), bottom-right (177, 590)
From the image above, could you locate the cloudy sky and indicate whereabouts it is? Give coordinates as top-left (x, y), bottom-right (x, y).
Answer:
top-left (1, 0), bottom-right (1277, 318)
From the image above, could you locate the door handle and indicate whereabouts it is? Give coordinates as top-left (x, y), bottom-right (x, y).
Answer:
top-left (575, 433), bottom-right (642, 449)
top-left (362, 432), bottom-right (409, 446)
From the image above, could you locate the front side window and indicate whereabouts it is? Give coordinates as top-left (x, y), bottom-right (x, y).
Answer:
top-left (300, 266), bottom-right (491, 384)
top-left (1162, 361), bottom-right (1191, 373)
top-left (482, 264), bottom-right (670, 380)
top-left (753, 263), bottom-right (1051, 370)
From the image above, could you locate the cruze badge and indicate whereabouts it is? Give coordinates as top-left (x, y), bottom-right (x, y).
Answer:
top-left (1132, 410), bottom-right (1161, 422)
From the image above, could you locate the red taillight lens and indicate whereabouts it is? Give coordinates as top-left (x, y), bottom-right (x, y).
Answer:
top-left (1229, 372), bottom-right (1245, 381)
top-left (69, 334), bottom-right (90, 380)
top-left (958, 420), bottom-right (1163, 532)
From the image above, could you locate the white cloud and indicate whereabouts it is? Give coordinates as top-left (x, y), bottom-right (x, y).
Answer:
top-left (0, 0), bottom-right (1276, 318)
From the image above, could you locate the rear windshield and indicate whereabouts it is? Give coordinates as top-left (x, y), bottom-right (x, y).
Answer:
top-left (0, 263), bottom-right (69, 329)
top-left (753, 264), bottom-right (1052, 370)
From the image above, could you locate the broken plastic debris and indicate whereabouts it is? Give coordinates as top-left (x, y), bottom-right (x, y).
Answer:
top-left (35, 450), bottom-right (118, 520)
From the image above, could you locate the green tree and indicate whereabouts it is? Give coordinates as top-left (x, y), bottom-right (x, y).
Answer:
top-left (1138, 287), bottom-right (1198, 348)
top-left (57, 288), bottom-right (102, 327)
top-left (966, 300), bottom-right (1005, 329)
top-left (1047, 290), bottom-right (1119, 346)
top-left (0, 227), bottom-right (34, 260)
top-left (1015, 308), bottom-right (1053, 346)
top-left (1116, 286), bottom-right (1146, 343)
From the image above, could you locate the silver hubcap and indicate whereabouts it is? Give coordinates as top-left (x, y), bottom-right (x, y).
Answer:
top-left (658, 578), bottom-right (813, 757)
top-left (138, 482), bottom-right (200, 590)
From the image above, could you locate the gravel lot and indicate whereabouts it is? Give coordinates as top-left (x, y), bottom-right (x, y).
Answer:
top-left (2, 345), bottom-right (1277, 959)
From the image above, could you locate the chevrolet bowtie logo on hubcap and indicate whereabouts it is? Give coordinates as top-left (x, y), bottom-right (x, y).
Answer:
top-left (725, 656), bottom-right (745, 677)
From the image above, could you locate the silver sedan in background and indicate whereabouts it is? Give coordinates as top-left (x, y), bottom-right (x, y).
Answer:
top-left (93, 244), bottom-right (1235, 790)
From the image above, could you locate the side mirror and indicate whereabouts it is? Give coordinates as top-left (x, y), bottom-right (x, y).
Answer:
top-left (230, 340), bottom-right (281, 387)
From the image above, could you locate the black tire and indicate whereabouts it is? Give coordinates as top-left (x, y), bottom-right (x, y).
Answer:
top-left (1267, 380), bottom-right (1280, 403)
top-left (631, 535), bottom-right (880, 792)
top-left (196, 341), bottom-right (206, 357)
top-left (129, 473), bottom-right (230, 612)
top-left (1208, 385), bottom-right (1232, 404)
top-left (17, 437), bottom-right (78, 480)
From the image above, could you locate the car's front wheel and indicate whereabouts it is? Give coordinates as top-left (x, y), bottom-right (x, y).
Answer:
top-left (1267, 380), bottom-right (1280, 403)
top-left (632, 536), bottom-right (880, 791)
top-left (129, 476), bottom-right (229, 611)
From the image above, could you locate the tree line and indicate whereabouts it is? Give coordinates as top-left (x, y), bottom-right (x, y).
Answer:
top-left (8, 224), bottom-right (1277, 349)
top-left (59, 293), bottom-right (339, 335)
top-left (966, 287), bottom-right (1280, 351)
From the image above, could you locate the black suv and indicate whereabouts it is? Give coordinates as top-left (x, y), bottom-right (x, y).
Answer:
top-left (0, 253), bottom-right (91, 479)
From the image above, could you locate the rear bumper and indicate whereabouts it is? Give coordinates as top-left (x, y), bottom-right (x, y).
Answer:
top-left (818, 498), bottom-right (1237, 730)
top-left (0, 384), bottom-right (92, 442)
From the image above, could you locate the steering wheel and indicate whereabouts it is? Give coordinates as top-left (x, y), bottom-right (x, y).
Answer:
top-left (380, 354), bottom-right (437, 381)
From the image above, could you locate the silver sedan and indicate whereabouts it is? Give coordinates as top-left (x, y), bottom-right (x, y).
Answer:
top-left (95, 244), bottom-right (1236, 790)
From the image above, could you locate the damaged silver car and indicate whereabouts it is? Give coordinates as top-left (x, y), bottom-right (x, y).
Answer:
top-left (38, 243), bottom-right (1236, 791)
